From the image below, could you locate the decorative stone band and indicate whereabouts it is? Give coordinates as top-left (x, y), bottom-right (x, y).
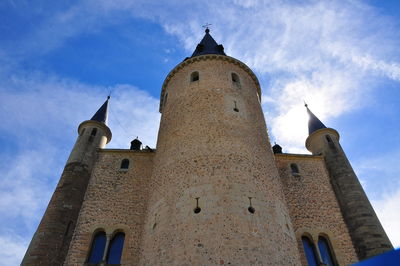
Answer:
top-left (159, 54), bottom-right (262, 113)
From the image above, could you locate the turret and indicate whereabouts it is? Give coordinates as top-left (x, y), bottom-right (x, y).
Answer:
top-left (140, 29), bottom-right (301, 265)
top-left (305, 104), bottom-right (393, 260)
top-left (22, 97), bottom-right (112, 265)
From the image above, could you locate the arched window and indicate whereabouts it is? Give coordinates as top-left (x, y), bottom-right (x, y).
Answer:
top-left (302, 236), bottom-right (318, 266)
top-left (91, 128), bottom-right (97, 137)
top-left (326, 135), bottom-right (333, 143)
top-left (107, 232), bottom-right (125, 264)
top-left (87, 231), bottom-right (106, 264)
top-left (191, 71), bottom-right (199, 82)
top-left (231, 73), bottom-right (240, 85)
top-left (290, 163), bottom-right (299, 175)
top-left (120, 159), bottom-right (129, 169)
top-left (318, 236), bottom-right (336, 266)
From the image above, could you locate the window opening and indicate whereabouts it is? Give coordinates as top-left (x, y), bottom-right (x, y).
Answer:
top-left (91, 128), bottom-right (97, 137)
top-left (248, 197), bottom-right (255, 214)
top-left (194, 197), bottom-right (201, 214)
top-left (164, 93), bottom-right (168, 107)
top-left (326, 135), bottom-right (333, 143)
top-left (290, 163), bottom-right (299, 175)
top-left (191, 71), bottom-right (199, 82)
top-left (87, 231), bottom-right (106, 264)
top-left (107, 232), bottom-right (125, 264)
top-left (231, 73), bottom-right (240, 85)
top-left (233, 101), bottom-right (239, 112)
top-left (302, 236), bottom-right (318, 266)
top-left (318, 236), bottom-right (335, 266)
top-left (120, 159), bottom-right (130, 169)
top-left (64, 221), bottom-right (73, 236)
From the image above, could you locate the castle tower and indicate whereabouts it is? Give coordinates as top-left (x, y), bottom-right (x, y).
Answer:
top-left (139, 29), bottom-right (301, 265)
top-left (305, 105), bottom-right (393, 260)
top-left (22, 97), bottom-right (112, 265)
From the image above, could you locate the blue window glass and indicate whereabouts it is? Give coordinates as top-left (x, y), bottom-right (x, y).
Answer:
top-left (107, 232), bottom-right (125, 264)
top-left (302, 236), bottom-right (318, 266)
top-left (318, 236), bottom-right (335, 266)
top-left (87, 231), bottom-right (106, 263)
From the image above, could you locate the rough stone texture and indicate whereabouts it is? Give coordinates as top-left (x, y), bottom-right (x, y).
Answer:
top-left (139, 55), bottom-right (301, 265)
top-left (24, 52), bottom-right (391, 265)
top-left (276, 153), bottom-right (358, 265)
top-left (64, 150), bottom-right (154, 265)
top-left (306, 129), bottom-right (393, 260)
top-left (22, 121), bottom-right (111, 266)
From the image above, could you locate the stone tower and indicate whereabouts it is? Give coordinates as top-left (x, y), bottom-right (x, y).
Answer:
top-left (139, 29), bottom-right (301, 265)
top-left (22, 97), bottom-right (112, 265)
top-left (305, 105), bottom-right (393, 260)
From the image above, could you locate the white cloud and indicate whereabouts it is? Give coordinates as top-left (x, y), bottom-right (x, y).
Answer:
top-left (0, 72), bottom-right (160, 263)
top-left (372, 189), bottom-right (400, 248)
top-left (0, 234), bottom-right (29, 266)
top-left (1, 0), bottom-right (400, 263)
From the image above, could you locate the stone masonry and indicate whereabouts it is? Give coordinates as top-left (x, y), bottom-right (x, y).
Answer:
top-left (306, 128), bottom-right (393, 260)
top-left (275, 153), bottom-right (358, 265)
top-left (23, 30), bottom-right (393, 266)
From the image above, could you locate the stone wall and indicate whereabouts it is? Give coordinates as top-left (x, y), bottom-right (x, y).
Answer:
top-left (64, 149), bottom-right (154, 265)
top-left (275, 153), bottom-right (358, 265)
top-left (139, 55), bottom-right (301, 265)
top-left (306, 129), bottom-right (393, 260)
top-left (22, 120), bottom-right (110, 266)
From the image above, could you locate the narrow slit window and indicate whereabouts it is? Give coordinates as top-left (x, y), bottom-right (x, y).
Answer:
top-left (64, 221), bottom-right (73, 236)
top-left (91, 128), bottom-right (97, 137)
top-left (191, 71), bottom-right (199, 82)
top-left (290, 163), bottom-right (299, 175)
top-left (302, 236), bottom-right (318, 266)
top-left (107, 232), bottom-right (125, 265)
top-left (318, 236), bottom-right (336, 266)
top-left (87, 231), bottom-right (106, 264)
top-left (120, 159), bottom-right (130, 169)
top-left (164, 93), bottom-right (168, 107)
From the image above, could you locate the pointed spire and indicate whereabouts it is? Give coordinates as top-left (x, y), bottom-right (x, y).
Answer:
top-left (305, 103), bottom-right (327, 135)
top-left (191, 28), bottom-right (226, 58)
top-left (90, 96), bottom-right (110, 125)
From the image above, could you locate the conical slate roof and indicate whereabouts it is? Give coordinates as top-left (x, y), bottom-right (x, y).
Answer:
top-left (306, 104), bottom-right (327, 135)
top-left (191, 28), bottom-right (226, 57)
top-left (90, 96), bottom-right (110, 125)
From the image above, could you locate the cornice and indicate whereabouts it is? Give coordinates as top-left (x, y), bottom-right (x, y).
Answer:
top-left (159, 55), bottom-right (262, 112)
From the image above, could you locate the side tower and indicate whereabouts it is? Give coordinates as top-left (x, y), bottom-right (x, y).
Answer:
top-left (305, 105), bottom-right (393, 260)
top-left (22, 97), bottom-right (112, 265)
top-left (139, 29), bottom-right (301, 265)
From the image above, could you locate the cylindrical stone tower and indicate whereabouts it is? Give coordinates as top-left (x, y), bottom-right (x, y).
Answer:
top-left (22, 98), bottom-right (112, 265)
top-left (139, 30), bottom-right (301, 265)
top-left (305, 107), bottom-right (393, 260)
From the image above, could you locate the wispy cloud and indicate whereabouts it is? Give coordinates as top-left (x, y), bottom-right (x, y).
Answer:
top-left (0, 71), bottom-right (160, 263)
top-left (1, 0), bottom-right (399, 263)
top-left (372, 189), bottom-right (400, 248)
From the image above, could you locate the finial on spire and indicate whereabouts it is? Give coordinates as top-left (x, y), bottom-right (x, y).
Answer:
top-left (191, 24), bottom-right (226, 58)
top-left (202, 23), bottom-right (212, 33)
top-left (304, 100), bottom-right (308, 108)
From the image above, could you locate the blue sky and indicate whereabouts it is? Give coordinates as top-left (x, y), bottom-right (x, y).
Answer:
top-left (1, 0), bottom-right (400, 264)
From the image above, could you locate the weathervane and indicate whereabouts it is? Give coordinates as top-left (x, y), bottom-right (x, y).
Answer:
top-left (202, 23), bottom-right (212, 32)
